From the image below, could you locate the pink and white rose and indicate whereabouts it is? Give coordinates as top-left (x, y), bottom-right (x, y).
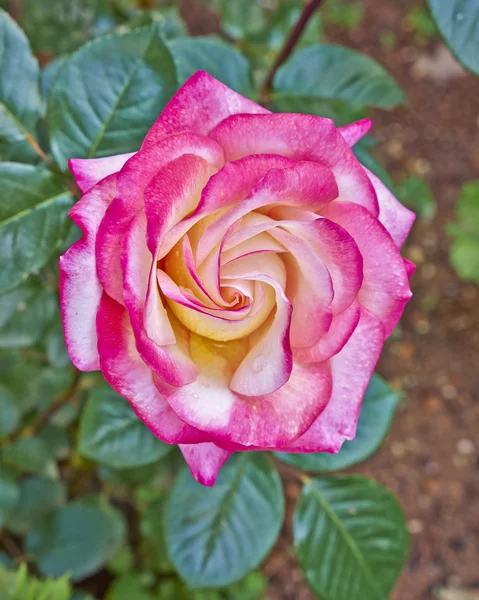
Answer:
top-left (60, 71), bottom-right (415, 485)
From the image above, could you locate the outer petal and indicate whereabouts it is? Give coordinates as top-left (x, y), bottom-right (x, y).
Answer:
top-left (155, 341), bottom-right (332, 448)
top-left (121, 211), bottom-right (198, 386)
top-left (69, 153), bottom-right (135, 194)
top-left (142, 71), bottom-right (269, 148)
top-left (338, 118), bottom-right (372, 146)
top-left (404, 257), bottom-right (416, 278)
top-left (179, 443), bottom-right (232, 486)
top-left (286, 307), bottom-right (385, 453)
top-left (209, 113), bottom-right (379, 216)
top-left (321, 201), bottom-right (412, 335)
top-left (96, 293), bottom-right (206, 444)
top-left (59, 175), bottom-right (117, 371)
top-left (366, 169), bottom-right (415, 249)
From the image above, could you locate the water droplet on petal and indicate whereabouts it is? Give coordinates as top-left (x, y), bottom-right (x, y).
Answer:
top-left (456, 12), bottom-right (464, 20)
top-left (192, 393), bottom-right (199, 399)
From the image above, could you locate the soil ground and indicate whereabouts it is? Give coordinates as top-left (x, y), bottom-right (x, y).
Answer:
top-left (263, 1), bottom-right (479, 599)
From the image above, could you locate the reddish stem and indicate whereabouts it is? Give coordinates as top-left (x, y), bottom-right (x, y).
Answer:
top-left (261, 0), bottom-right (324, 103)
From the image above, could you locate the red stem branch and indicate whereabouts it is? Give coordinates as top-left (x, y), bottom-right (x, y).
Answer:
top-left (260, 0), bottom-right (324, 103)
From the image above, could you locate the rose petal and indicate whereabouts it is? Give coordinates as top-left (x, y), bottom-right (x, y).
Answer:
top-left (144, 153), bottom-right (215, 255)
top-left (95, 132), bottom-right (224, 304)
top-left (160, 154), bottom-right (295, 258)
top-left (404, 257), bottom-right (416, 278)
top-left (286, 306), bottom-right (385, 453)
top-left (121, 211), bottom-right (198, 386)
top-left (96, 293), bottom-right (206, 444)
top-left (267, 227), bottom-right (333, 348)
top-left (179, 443), bottom-right (232, 486)
top-left (195, 160), bottom-right (339, 266)
top-left (69, 153), bottom-right (135, 194)
top-left (221, 255), bottom-right (293, 396)
top-left (142, 71), bottom-right (269, 148)
top-left (366, 168), bottom-right (415, 249)
top-left (155, 350), bottom-right (332, 448)
top-left (209, 113), bottom-right (379, 216)
top-left (286, 217), bottom-right (363, 315)
top-left (321, 201), bottom-right (412, 335)
top-left (59, 175), bottom-right (117, 371)
top-left (293, 300), bottom-right (361, 363)
top-left (338, 118), bottom-right (372, 146)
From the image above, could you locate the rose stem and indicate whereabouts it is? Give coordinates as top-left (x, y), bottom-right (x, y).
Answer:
top-left (260, 0), bottom-right (324, 104)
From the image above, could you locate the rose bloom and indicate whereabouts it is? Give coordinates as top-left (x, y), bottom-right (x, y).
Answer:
top-left (60, 72), bottom-right (414, 485)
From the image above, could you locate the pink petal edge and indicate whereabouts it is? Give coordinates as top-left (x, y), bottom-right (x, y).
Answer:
top-left (179, 443), bottom-right (232, 486)
top-left (69, 153), bottom-right (135, 194)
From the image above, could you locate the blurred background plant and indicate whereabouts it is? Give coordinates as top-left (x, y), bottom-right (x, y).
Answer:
top-left (0, 1), bottom-right (478, 599)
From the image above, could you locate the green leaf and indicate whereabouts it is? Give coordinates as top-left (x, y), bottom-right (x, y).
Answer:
top-left (128, 8), bottom-right (187, 40)
top-left (97, 462), bottom-right (162, 487)
top-left (270, 95), bottom-right (367, 126)
top-left (353, 138), bottom-right (395, 190)
top-left (455, 180), bottom-right (479, 225)
top-left (222, 571), bottom-right (268, 600)
top-left (48, 25), bottom-right (178, 170)
top-left (7, 476), bottom-right (66, 535)
top-left (207, 0), bottom-right (266, 41)
top-left (450, 237), bottom-right (479, 282)
top-left (140, 498), bottom-right (172, 574)
top-left (0, 9), bottom-right (42, 163)
top-left (16, 0), bottom-right (117, 57)
top-left (0, 563), bottom-right (72, 600)
top-left (407, 6), bottom-right (438, 41)
top-left (41, 56), bottom-right (68, 101)
top-left (46, 318), bottom-right (71, 368)
top-left (106, 573), bottom-right (156, 600)
top-left (168, 37), bottom-right (253, 96)
top-left (0, 163), bottom-right (73, 291)
top-left (107, 545), bottom-right (134, 575)
top-left (26, 366), bottom-right (74, 414)
top-left (37, 424), bottom-right (71, 460)
top-left (0, 350), bottom-right (44, 414)
top-left (78, 384), bottom-right (171, 469)
top-left (0, 468), bottom-right (19, 529)
top-left (3, 437), bottom-right (52, 473)
top-left (427, 0), bottom-right (479, 75)
top-left (397, 176), bottom-right (436, 222)
top-left (323, 0), bottom-right (364, 31)
top-left (274, 43), bottom-right (406, 109)
top-left (0, 552), bottom-right (12, 568)
top-left (0, 383), bottom-right (20, 436)
top-left (26, 495), bottom-right (126, 582)
top-left (0, 280), bottom-right (57, 347)
top-left (166, 454), bottom-right (284, 588)
top-left (247, 0), bottom-right (322, 53)
top-left (448, 180), bottom-right (479, 282)
top-left (275, 374), bottom-right (400, 472)
top-left (294, 476), bottom-right (409, 600)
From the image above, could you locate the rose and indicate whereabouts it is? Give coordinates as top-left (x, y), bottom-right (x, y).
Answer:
top-left (60, 71), bottom-right (414, 486)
